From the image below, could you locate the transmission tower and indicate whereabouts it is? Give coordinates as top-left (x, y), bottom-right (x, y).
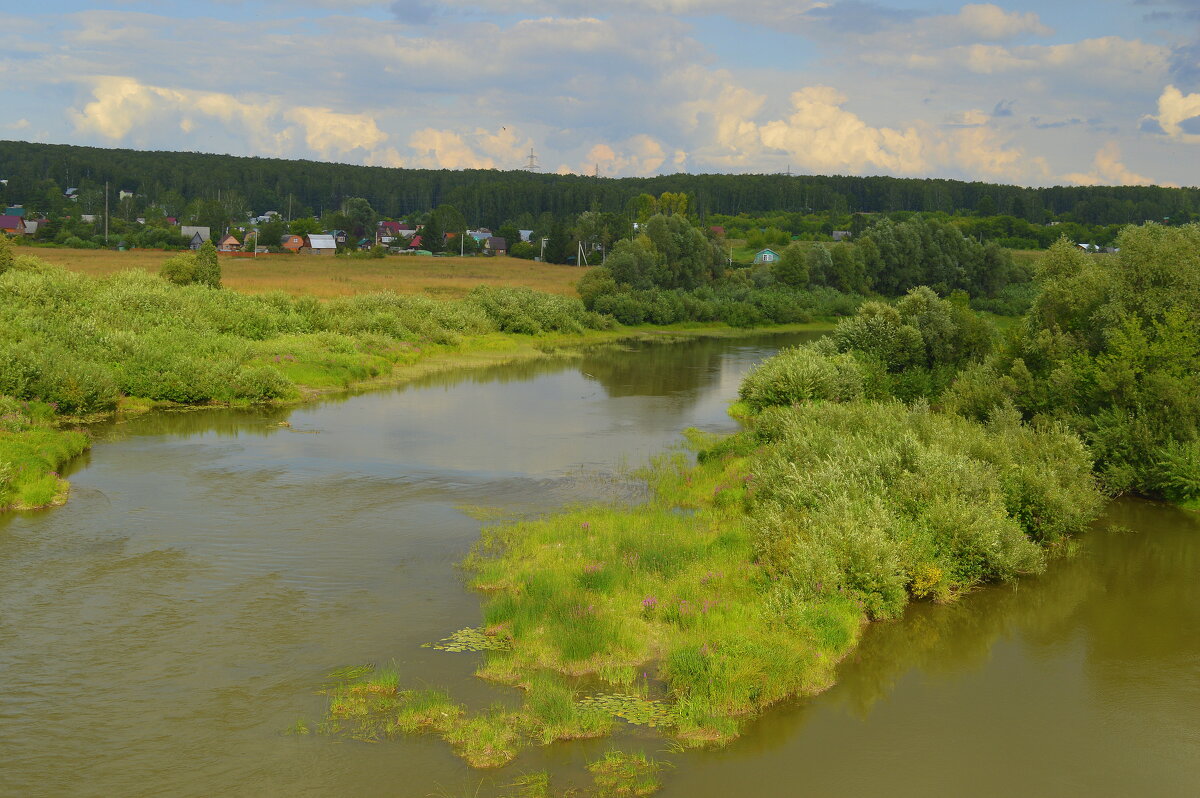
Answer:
top-left (521, 148), bottom-right (540, 171)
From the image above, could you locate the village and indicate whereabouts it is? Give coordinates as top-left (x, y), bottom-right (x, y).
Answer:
top-left (0, 201), bottom-right (529, 259)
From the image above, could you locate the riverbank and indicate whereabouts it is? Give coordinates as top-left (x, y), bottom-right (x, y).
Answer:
top-left (0, 249), bottom-right (831, 512)
top-left (319, 292), bottom-right (1104, 779)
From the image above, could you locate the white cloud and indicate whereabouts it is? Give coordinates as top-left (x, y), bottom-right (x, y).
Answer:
top-left (1149, 84), bottom-right (1200, 142)
top-left (758, 87), bottom-right (929, 174)
top-left (285, 107), bottom-right (388, 156)
top-left (578, 135), bottom-right (671, 176)
top-left (407, 126), bottom-right (533, 169)
top-left (1061, 141), bottom-right (1168, 186)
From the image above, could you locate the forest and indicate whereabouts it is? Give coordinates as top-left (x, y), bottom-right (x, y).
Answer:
top-left (2, 139), bottom-right (1198, 232)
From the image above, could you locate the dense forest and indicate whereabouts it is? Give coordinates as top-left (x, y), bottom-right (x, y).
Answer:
top-left (2, 139), bottom-right (1198, 230)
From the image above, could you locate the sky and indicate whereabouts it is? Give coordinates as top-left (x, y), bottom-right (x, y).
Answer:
top-left (3, 1), bottom-right (1200, 187)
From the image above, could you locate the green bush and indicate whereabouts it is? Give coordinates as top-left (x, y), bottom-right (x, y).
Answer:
top-left (738, 345), bottom-right (865, 411)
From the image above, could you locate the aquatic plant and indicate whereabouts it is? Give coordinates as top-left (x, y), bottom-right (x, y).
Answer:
top-left (587, 750), bottom-right (666, 797)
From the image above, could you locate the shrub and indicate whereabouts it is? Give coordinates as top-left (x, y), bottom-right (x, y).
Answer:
top-left (738, 345), bottom-right (865, 411)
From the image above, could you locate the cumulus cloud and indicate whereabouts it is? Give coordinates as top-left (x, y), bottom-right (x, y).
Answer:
top-left (1148, 84), bottom-right (1200, 141)
top-left (1060, 141), bottom-right (1169, 186)
top-left (408, 126), bottom-right (533, 169)
top-left (758, 87), bottom-right (929, 174)
top-left (285, 107), bottom-right (388, 156)
top-left (577, 135), bottom-right (675, 176)
top-left (69, 75), bottom-right (391, 160)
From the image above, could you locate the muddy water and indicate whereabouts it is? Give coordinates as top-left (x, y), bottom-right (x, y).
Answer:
top-left (1, 334), bottom-right (1197, 797)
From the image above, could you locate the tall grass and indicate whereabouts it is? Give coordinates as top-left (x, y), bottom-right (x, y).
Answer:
top-left (0, 259), bottom-right (613, 414)
top-left (0, 397), bottom-right (88, 510)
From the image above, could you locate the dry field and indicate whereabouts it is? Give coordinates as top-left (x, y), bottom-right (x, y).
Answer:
top-left (25, 248), bottom-right (590, 299)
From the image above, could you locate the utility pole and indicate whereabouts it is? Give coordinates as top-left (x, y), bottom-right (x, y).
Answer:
top-left (461, 229), bottom-right (466, 257)
top-left (539, 237), bottom-right (548, 261)
top-left (104, 181), bottom-right (109, 244)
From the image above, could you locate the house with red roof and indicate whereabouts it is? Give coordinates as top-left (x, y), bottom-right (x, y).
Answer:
top-left (0, 215), bottom-right (27, 235)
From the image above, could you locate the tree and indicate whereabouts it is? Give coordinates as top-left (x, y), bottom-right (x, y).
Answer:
top-left (422, 213), bottom-right (445, 253)
top-left (772, 242), bottom-right (809, 287)
top-left (342, 197), bottom-right (378, 238)
top-left (806, 244), bottom-right (833, 287)
top-left (193, 240), bottom-right (221, 288)
top-left (289, 217), bottom-right (322, 236)
top-left (543, 219), bottom-right (571, 264)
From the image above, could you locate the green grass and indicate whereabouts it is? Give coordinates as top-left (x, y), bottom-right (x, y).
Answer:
top-left (0, 398), bottom-right (89, 511)
top-left (321, 666), bottom-right (614, 768)
top-left (588, 750), bottom-right (666, 797)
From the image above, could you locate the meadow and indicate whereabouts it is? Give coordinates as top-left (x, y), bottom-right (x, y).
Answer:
top-left (22, 247), bottom-right (589, 299)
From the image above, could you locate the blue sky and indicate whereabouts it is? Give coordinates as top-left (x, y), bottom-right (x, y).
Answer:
top-left (3, 1), bottom-right (1200, 186)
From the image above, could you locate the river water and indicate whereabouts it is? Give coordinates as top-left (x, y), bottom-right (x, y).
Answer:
top-left (1, 334), bottom-right (1197, 797)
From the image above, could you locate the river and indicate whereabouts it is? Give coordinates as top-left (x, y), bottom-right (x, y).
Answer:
top-left (1, 333), bottom-right (1197, 797)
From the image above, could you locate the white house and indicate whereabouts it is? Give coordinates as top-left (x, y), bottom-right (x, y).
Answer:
top-left (753, 248), bottom-right (780, 264)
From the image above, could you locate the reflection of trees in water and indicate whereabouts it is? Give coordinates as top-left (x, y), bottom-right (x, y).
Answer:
top-left (93, 406), bottom-right (294, 442)
top-left (830, 498), bottom-right (1200, 719)
top-left (580, 333), bottom-right (821, 399)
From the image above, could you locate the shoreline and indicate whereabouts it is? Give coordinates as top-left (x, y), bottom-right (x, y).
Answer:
top-left (2, 321), bottom-right (830, 514)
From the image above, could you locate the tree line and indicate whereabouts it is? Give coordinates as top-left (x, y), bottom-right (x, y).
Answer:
top-left (2, 139), bottom-right (1198, 230)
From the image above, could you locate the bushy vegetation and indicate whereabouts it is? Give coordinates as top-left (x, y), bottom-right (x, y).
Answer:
top-left (159, 240), bottom-right (221, 287)
top-left (944, 225), bottom-right (1200, 500)
top-left (0, 257), bottom-right (612, 416)
top-left (581, 212), bottom-right (1027, 328)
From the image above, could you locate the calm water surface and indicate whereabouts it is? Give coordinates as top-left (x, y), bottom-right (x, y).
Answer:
top-left (1, 334), bottom-right (1196, 797)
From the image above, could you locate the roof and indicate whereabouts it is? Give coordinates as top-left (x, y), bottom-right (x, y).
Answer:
top-left (181, 226), bottom-right (211, 241)
top-left (307, 234), bottom-right (337, 249)
top-left (409, 235), bottom-right (423, 247)
top-left (218, 234), bottom-right (240, 245)
top-left (0, 215), bottom-right (26, 229)
top-left (486, 236), bottom-right (508, 249)
top-left (379, 221), bottom-right (402, 231)
top-left (4, 207), bottom-right (25, 217)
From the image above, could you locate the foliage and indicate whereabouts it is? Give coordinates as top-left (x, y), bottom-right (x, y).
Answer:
top-left (0, 255), bottom-right (613, 417)
top-left (159, 240), bottom-right (220, 287)
top-left (949, 226), bottom-right (1200, 497)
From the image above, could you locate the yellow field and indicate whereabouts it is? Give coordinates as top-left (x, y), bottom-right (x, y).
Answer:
top-left (25, 247), bottom-right (591, 299)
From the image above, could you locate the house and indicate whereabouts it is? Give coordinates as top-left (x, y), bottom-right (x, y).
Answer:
top-left (4, 206), bottom-right (25, 218)
top-left (832, 231), bottom-right (852, 242)
top-left (485, 236), bottom-right (508, 256)
top-left (216, 234), bottom-right (241, 252)
top-left (166, 217), bottom-right (178, 226)
top-left (378, 221), bottom-right (403, 236)
top-left (329, 229), bottom-right (348, 246)
top-left (281, 234), bottom-right (304, 253)
top-left (23, 220), bottom-right (38, 236)
top-left (710, 226), bottom-right (726, 237)
top-left (119, 190), bottom-right (134, 201)
top-left (753, 248), bottom-right (780, 264)
top-left (304, 234), bottom-right (337, 255)
top-left (64, 188), bottom-right (79, 201)
top-left (181, 226), bottom-right (211, 250)
top-left (81, 214), bottom-right (97, 223)
top-left (518, 229), bottom-right (533, 243)
top-left (357, 238), bottom-right (374, 251)
top-left (407, 235), bottom-right (423, 249)
top-left (0, 215), bottom-right (27, 235)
